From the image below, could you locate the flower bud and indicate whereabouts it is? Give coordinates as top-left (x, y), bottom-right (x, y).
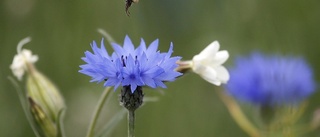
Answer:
top-left (27, 68), bottom-right (65, 122)
top-left (28, 97), bottom-right (57, 137)
top-left (10, 37), bottom-right (65, 136)
top-left (120, 86), bottom-right (144, 111)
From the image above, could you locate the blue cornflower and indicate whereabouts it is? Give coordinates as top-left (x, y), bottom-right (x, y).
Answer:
top-left (79, 35), bottom-right (182, 92)
top-left (226, 53), bottom-right (316, 106)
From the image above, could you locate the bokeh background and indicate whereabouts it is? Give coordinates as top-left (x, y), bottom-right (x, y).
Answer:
top-left (1, 0), bottom-right (320, 136)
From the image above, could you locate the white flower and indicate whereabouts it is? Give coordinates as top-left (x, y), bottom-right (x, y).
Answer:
top-left (191, 41), bottom-right (229, 86)
top-left (10, 37), bottom-right (38, 81)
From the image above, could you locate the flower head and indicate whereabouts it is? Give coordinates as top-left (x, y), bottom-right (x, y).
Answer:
top-left (176, 41), bottom-right (229, 86)
top-left (10, 37), bottom-right (38, 81)
top-left (226, 53), bottom-right (316, 106)
top-left (79, 35), bottom-right (182, 92)
top-left (192, 41), bottom-right (229, 86)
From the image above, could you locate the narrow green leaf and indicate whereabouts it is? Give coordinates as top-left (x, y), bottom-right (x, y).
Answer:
top-left (8, 76), bottom-right (43, 137)
top-left (56, 108), bottom-right (66, 137)
top-left (86, 87), bottom-right (112, 137)
top-left (97, 29), bottom-right (116, 44)
top-left (96, 108), bottom-right (127, 137)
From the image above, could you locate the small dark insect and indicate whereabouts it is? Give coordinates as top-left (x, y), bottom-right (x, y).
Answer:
top-left (125, 0), bottom-right (133, 16)
top-left (125, 0), bottom-right (139, 16)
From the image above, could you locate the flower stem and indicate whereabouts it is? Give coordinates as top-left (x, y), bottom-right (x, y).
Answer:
top-left (128, 110), bottom-right (135, 137)
top-left (86, 87), bottom-right (112, 137)
top-left (218, 91), bottom-right (260, 137)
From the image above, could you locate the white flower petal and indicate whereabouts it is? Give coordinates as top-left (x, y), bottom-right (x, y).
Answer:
top-left (214, 50), bottom-right (229, 64)
top-left (197, 67), bottom-right (222, 86)
top-left (215, 66), bottom-right (230, 83)
top-left (205, 50), bottom-right (229, 68)
top-left (192, 56), bottom-right (205, 71)
top-left (22, 49), bottom-right (38, 63)
top-left (191, 40), bottom-right (229, 86)
top-left (10, 37), bottom-right (38, 81)
top-left (10, 55), bottom-right (25, 80)
top-left (198, 41), bottom-right (220, 58)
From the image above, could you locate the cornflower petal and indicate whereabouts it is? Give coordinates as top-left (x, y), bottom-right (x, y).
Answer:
top-left (135, 38), bottom-right (147, 56)
top-left (111, 43), bottom-right (126, 57)
top-left (146, 39), bottom-right (159, 57)
top-left (123, 35), bottom-right (135, 54)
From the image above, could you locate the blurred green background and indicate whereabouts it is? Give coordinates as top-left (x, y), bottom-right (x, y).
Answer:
top-left (1, 0), bottom-right (320, 136)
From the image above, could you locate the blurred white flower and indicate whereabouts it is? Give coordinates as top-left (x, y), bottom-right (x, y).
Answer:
top-left (10, 37), bottom-right (38, 81)
top-left (191, 41), bottom-right (229, 85)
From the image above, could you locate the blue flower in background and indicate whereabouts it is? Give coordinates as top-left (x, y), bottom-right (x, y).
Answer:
top-left (79, 35), bottom-right (182, 92)
top-left (226, 53), bottom-right (316, 106)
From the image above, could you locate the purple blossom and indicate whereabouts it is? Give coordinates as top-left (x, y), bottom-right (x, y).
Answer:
top-left (226, 53), bottom-right (316, 106)
top-left (79, 35), bottom-right (182, 92)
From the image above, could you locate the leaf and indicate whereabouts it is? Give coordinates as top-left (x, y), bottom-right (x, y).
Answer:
top-left (96, 108), bottom-right (127, 137)
top-left (8, 76), bottom-right (43, 137)
top-left (97, 29), bottom-right (116, 44)
top-left (56, 108), bottom-right (66, 137)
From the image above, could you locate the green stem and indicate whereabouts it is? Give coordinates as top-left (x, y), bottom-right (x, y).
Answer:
top-left (86, 87), bottom-right (112, 137)
top-left (218, 91), bottom-right (260, 137)
top-left (128, 110), bottom-right (135, 137)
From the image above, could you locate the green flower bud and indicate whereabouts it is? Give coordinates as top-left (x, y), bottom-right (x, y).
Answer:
top-left (26, 68), bottom-right (65, 123)
top-left (28, 97), bottom-right (57, 137)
